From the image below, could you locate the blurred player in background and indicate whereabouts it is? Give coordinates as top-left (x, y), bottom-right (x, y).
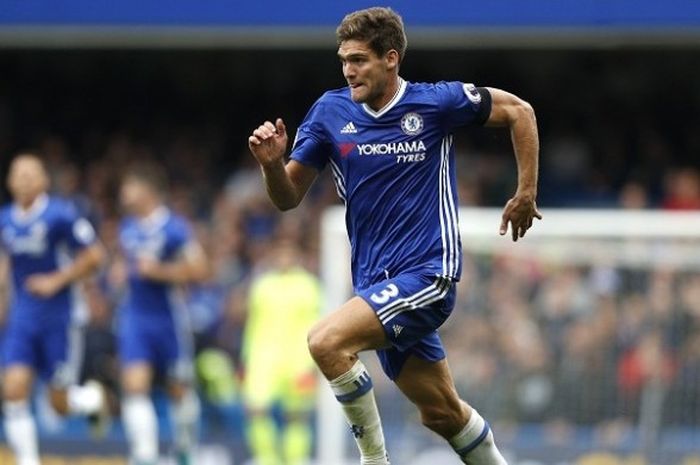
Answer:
top-left (249, 7), bottom-right (541, 465)
top-left (242, 238), bottom-right (321, 465)
top-left (116, 162), bottom-right (208, 465)
top-left (0, 153), bottom-right (109, 465)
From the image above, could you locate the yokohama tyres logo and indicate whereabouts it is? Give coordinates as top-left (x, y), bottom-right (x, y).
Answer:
top-left (357, 140), bottom-right (427, 156)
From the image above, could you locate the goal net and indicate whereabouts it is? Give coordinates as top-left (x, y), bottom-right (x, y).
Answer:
top-left (318, 207), bottom-right (700, 465)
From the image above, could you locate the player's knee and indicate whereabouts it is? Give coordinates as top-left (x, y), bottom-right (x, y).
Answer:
top-left (419, 405), bottom-right (464, 438)
top-left (307, 323), bottom-right (328, 361)
top-left (2, 382), bottom-right (29, 402)
top-left (307, 321), bottom-right (342, 363)
top-left (2, 373), bottom-right (31, 402)
top-left (122, 376), bottom-right (150, 396)
top-left (121, 364), bottom-right (152, 395)
top-left (123, 382), bottom-right (149, 396)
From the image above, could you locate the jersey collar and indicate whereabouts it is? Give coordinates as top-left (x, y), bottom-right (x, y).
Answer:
top-left (138, 205), bottom-right (170, 231)
top-left (12, 193), bottom-right (49, 224)
top-left (361, 77), bottom-right (406, 119)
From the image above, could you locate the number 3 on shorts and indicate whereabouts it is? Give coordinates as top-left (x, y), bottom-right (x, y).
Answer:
top-left (370, 283), bottom-right (399, 305)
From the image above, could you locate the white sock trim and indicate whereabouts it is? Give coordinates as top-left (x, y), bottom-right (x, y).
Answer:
top-left (450, 409), bottom-right (507, 465)
top-left (329, 360), bottom-right (373, 402)
top-left (3, 399), bottom-right (31, 417)
top-left (330, 360), bottom-right (367, 386)
top-left (450, 408), bottom-right (489, 454)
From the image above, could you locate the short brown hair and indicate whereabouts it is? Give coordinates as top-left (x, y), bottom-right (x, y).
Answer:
top-left (123, 160), bottom-right (168, 195)
top-left (336, 7), bottom-right (407, 63)
top-left (10, 152), bottom-right (47, 172)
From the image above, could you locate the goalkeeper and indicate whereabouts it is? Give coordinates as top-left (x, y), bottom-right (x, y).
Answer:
top-left (241, 238), bottom-right (321, 465)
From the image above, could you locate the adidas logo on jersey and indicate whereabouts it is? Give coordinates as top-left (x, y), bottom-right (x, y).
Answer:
top-left (340, 122), bottom-right (358, 134)
top-left (392, 324), bottom-right (404, 338)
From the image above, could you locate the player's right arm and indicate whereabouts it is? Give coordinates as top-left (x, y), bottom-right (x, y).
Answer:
top-left (25, 242), bottom-right (106, 298)
top-left (136, 219), bottom-right (209, 285)
top-left (248, 118), bottom-right (318, 211)
top-left (25, 210), bottom-right (106, 298)
top-left (136, 241), bottom-right (208, 285)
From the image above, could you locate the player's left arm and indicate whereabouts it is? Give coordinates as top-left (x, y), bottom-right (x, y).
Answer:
top-left (25, 242), bottom-right (106, 298)
top-left (136, 241), bottom-right (209, 285)
top-left (484, 87), bottom-right (542, 241)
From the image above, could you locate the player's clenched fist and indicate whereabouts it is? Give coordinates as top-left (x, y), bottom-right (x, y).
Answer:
top-left (25, 272), bottom-right (66, 297)
top-left (248, 118), bottom-right (288, 168)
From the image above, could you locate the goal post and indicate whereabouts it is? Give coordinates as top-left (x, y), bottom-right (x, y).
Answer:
top-left (318, 206), bottom-right (700, 465)
top-left (318, 207), bottom-right (353, 465)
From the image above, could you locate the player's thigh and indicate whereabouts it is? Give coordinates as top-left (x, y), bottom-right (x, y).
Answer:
top-left (394, 355), bottom-right (467, 421)
top-left (308, 296), bottom-right (388, 356)
top-left (2, 323), bottom-right (37, 401)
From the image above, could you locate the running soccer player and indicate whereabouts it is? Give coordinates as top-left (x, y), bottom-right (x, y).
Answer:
top-left (1, 153), bottom-right (110, 465)
top-left (248, 7), bottom-right (541, 465)
top-left (242, 238), bottom-right (321, 465)
top-left (116, 162), bottom-right (207, 465)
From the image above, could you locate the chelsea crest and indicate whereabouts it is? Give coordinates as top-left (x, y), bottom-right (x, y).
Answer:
top-left (401, 112), bottom-right (423, 136)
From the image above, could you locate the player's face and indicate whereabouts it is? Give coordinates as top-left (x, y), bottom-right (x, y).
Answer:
top-left (120, 178), bottom-right (154, 216)
top-left (7, 156), bottom-right (49, 208)
top-left (338, 39), bottom-right (398, 106)
top-left (273, 242), bottom-right (300, 270)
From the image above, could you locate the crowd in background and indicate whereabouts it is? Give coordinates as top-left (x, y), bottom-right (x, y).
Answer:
top-left (1, 48), bottom-right (700, 453)
top-left (3, 129), bottom-right (700, 441)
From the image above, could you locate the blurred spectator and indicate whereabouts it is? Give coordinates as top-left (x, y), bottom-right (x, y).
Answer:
top-left (618, 180), bottom-right (650, 209)
top-left (663, 168), bottom-right (700, 210)
top-left (618, 329), bottom-right (676, 413)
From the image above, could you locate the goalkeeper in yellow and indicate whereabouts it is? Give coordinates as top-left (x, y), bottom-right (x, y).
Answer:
top-left (242, 238), bottom-right (321, 465)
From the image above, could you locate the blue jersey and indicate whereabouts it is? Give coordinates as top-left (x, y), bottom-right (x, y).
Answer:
top-left (118, 207), bottom-right (193, 321)
top-left (0, 194), bottom-right (97, 325)
top-left (291, 78), bottom-right (491, 289)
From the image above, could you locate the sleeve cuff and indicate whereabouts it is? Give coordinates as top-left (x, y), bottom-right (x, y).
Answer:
top-left (474, 87), bottom-right (492, 126)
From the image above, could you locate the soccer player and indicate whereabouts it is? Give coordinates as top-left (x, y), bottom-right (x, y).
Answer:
top-left (1, 153), bottom-right (110, 465)
top-left (242, 238), bottom-right (321, 465)
top-left (116, 162), bottom-right (208, 465)
top-left (248, 7), bottom-right (541, 465)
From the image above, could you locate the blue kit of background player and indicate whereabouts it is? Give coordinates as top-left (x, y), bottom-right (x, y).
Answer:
top-left (117, 208), bottom-right (196, 380)
top-left (1, 193), bottom-right (96, 385)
